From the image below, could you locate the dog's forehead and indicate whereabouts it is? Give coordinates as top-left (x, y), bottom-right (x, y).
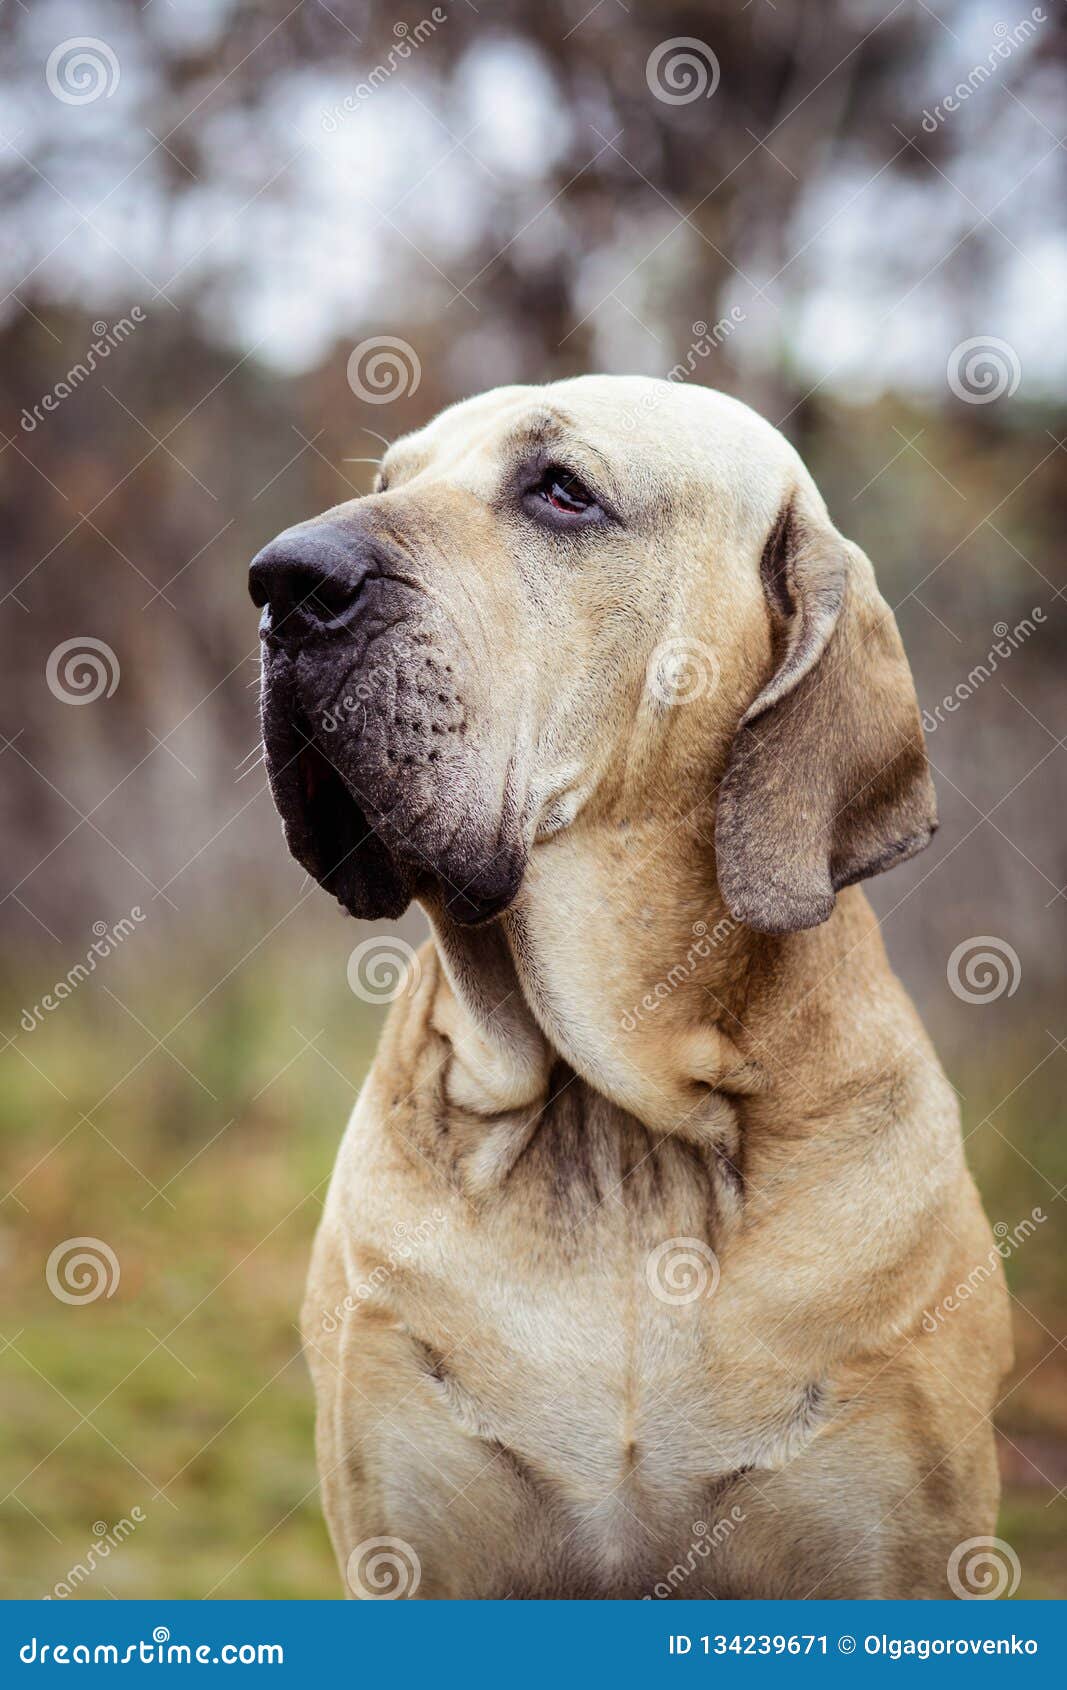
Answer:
top-left (389, 376), bottom-right (798, 492)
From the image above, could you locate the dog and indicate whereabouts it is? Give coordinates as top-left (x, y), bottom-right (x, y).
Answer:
top-left (250, 377), bottom-right (1012, 1599)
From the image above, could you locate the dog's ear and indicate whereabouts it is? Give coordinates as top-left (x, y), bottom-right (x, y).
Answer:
top-left (714, 490), bottom-right (937, 934)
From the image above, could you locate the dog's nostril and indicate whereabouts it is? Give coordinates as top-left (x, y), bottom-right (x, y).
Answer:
top-left (248, 523), bottom-right (366, 629)
top-left (248, 557), bottom-right (354, 622)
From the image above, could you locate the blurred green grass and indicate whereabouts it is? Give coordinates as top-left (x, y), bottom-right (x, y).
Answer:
top-left (1, 945), bottom-right (1064, 1599)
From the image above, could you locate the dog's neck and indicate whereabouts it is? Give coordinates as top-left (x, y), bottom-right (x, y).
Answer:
top-left (423, 823), bottom-right (891, 1136)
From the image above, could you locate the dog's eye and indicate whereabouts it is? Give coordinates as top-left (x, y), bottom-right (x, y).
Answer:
top-left (533, 466), bottom-right (596, 516)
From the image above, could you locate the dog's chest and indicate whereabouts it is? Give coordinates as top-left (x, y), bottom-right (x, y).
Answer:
top-left (341, 1078), bottom-right (829, 1546)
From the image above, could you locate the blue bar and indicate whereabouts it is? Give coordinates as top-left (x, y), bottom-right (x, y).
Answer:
top-left (2, 1599), bottom-right (1059, 1683)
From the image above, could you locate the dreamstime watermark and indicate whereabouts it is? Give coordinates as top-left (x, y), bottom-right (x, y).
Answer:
top-left (947, 336), bottom-right (1021, 403)
top-left (922, 610), bottom-right (1045, 732)
top-left (45, 37), bottom-right (120, 104)
top-left (947, 1535), bottom-right (1022, 1599)
top-left (920, 10), bottom-right (1046, 132)
top-left (346, 1536), bottom-right (422, 1598)
top-left (347, 936), bottom-right (422, 1003)
top-left (620, 916), bottom-right (737, 1033)
top-left (45, 1510), bottom-right (146, 1599)
top-left (321, 1211), bottom-right (446, 1331)
top-left (322, 10), bottom-right (448, 130)
top-left (45, 1237), bottom-right (120, 1305)
top-left (19, 1632), bottom-right (284, 1666)
top-left (646, 637), bottom-right (721, 707)
top-left (643, 1506), bottom-right (747, 1599)
top-left (646, 38), bottom-right (720, 105)
top-left (46, 637), bottom-right (120, 704)
top-left (947, 936), bottom-right (1021, 1004)
top-left (21, 310), bottom-right (146, 432)
top-left (620, 311), bottom-right (747, 433)
top-left (320, 637), bottom-right (414, 732)
top-left (646, 1237), bottom-right (720, 1306)
top-left (20, 908), bottom-right (146, 1033)
top-left (347, 336), bottom-right (421, 404)
top-left (921, 1207), bottom-right (1045, 1334)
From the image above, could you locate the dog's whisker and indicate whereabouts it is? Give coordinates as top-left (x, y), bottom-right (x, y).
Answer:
top-left (235, 753), bottom-right (266, 782)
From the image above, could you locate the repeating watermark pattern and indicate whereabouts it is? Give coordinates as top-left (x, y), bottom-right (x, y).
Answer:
top-left (321, 10), bottom-right (448, 130)
top-left (643, 1506), bottom-right (747, 1599)
top-left (646, 636), bottom-right (721, 707)
top-left (46, 638), bottom-right (121, 705)
top-left (645, 1237), bottom-right (721, 1305)
top-left (346, 336), bottom-right (422, 404)
top-left (620, 312), bottom-right (747, 434)
top-left (347, 936), bottom-right (422, 1003)
top-left (620, 916), bottom-right (737, 1033)
top-left (646, 38), bottom-right (720, 105)
top-left (345, 1536), bottom-right (422, 1599)
top-left (320, 637), bottom-right (414, 733)
top-left (947, 336), bottom-right (1021, 404)
top-left (920, 10), bottom-right (1047, 132)
top-left (21, 310), bottom-right (147, 432)
top-left (921, 610), bottom-right (1045, 733)
top-left (45, 1510), bottom-right (146, 1600)
top-left (45, 1238), bottom-right (121, 1305)
top-left (20, 909), bottom-right (146, 1033)
top-left (921, 1207), bottom-right (1046, 1333)
top-left (321, 1211), bottom-right (446, 1331)
top-left (947, 1535), bottom-right (1022, 1599)
top-left (45, 37), bottom-right (120, 105)
top-left (947, 936), bottom-right (1021, 1004)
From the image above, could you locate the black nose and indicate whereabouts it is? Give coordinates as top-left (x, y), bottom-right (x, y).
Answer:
top-left (249, 521), bottom-right (367, 634)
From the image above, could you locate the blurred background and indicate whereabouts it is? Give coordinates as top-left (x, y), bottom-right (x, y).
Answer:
top-left (1, 0), bottom-right (1065, 1599)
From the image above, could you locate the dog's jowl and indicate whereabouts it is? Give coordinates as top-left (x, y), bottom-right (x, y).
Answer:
top-left (251, 377), bottom-right (1011, 1599)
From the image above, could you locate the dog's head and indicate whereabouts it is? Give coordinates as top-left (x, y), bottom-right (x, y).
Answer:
top-left (251, 377), bottom-right (935, 934)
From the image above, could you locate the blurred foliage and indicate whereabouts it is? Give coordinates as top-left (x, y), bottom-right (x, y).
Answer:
top-left (1, 0), bottom-right (1065, 1599)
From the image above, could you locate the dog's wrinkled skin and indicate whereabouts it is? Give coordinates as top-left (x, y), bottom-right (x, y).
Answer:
top-left (251, 377), bottom-right (1012, 1599)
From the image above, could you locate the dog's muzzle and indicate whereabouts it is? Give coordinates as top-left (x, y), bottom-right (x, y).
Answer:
top-left (249, 516), bottom-right (526, 927)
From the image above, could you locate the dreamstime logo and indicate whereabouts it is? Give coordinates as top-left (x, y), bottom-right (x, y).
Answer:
top-left (645, 1237), bottom-right (720, 1306)
top-left (320, 637), bottom-right (414, 733)
top-left (321, 7), bottom-right (448, 129)
top-left (646, 38), bottom-right (720, 105)
top-left (346, 1536), bottom-right (422, 1599)
top-left (947, 936), bottom-right (1021, 1004)
top-left (21, 309), bottom-right (146, 432)
top-left (920, 9), bottom-right (1047, 132)
top-left (922, 609), bottom-right (1045, 733)
top-left (46, 37), bottom-right (120, 105)
top-left (45, 1237), bottom-right (120, 1305)
top-left (619, 311), bottom-right (748, 433)
top-left (347, 336), bottom-right (421, 404)
top-left (46, 638), bottom-right (120, 704)
top-left (45, 1508), bottom-right (146, 1600)
top-left (643, 1506), bottom-right (747, 1599)
top-left (620, 915), bottom-right (738, 1033)
top-left (921, 1206), bottom-right (1045, 1333)
top-left (347, 937), bottom-right (422, 1003)
top-left (947, 1535), bottom-right (1021, 1599)
top-left (321, 1210), bottom-right (446, 1331)
top-left (646, 636), bottom-right (721, 706)
top-left (19, 906), bottom-right (147, 1033)
top-left (947, 337), bottom-right (1021, 404)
